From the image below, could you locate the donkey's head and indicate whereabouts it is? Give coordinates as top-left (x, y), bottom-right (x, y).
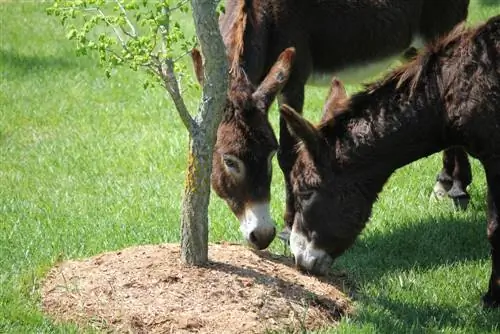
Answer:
top-left (279, 80), bottom-right (365, 274)
top-left (192, 48), bottom-right (296, 250)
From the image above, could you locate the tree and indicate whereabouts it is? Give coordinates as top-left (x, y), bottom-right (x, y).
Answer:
top-left (47, 0), bottom-right (228, 265)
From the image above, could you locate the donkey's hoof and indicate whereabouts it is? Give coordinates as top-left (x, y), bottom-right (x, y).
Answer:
top-left (447, 186), bottom-right (470, 211)
top-left (451, 195), bottom-right (470, 211)
top-left (430, 181), bottom-right (449, 201)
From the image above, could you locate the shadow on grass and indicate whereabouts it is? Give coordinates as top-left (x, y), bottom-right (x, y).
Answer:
top-left (336, 212), bottom-right (500, 331)
top-left (344, 213), bottom-right (489, 278)
top-left (0, 49), bottom-right (81, 77)
top-left (479, 0), bottom-right (499, 7)
top-left (358, 295), bottom-right (500, 333)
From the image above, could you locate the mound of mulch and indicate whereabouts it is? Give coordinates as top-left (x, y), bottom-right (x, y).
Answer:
top-left (42, 243), bottom-right (352, 333)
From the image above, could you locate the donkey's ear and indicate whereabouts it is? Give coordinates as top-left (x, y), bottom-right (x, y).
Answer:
top-left (321, 77), bottom-right (348, 122)
top-left (191, 48), bottom-right (204, 84)
top-left (252, 47), bottom-right (295, 112)
top-left (280, 104), bottom-right (322, 155)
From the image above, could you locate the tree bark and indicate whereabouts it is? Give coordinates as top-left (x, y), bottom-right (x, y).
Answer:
top-left (180, 0), bottom-right (228, 265)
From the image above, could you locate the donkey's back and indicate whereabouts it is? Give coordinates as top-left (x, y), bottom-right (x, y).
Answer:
top-left (278, 0), bottom-right (469, 72)
top-left (220, 0), bottom-right (469, 83)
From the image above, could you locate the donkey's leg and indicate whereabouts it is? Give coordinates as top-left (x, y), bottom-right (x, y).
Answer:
top-left (447, 147), bottom-right (472, 210)
top-left (433, 147), bottom-right (472, 210)
top-left (483, 163), bottom-right (500, 308)
top-left (433, 149), bottom-right (456, 199)
top-left (276, 84), bottom-right (305, 242)
top-left (420, 0), bottom-right (471, 210)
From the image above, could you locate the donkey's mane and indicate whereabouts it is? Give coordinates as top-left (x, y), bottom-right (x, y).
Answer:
top-left (369, 21), bottom-right (471, 95)
top-left (223, 0), bottom-right (253, 79)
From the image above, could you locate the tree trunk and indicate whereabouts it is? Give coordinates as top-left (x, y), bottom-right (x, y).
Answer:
top-left (180, 130), bottom-right (212, 265)
top-left (180, 0), bottom-right (228, 265)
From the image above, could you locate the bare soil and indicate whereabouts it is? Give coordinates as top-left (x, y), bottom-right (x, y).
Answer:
top-left (42, 243), bottom-right (352, 333)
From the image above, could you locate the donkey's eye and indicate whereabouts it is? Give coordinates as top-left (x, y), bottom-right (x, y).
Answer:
top-left (222, 154), bottom-right (243, 176)
top-left (297, 190), bottom-right (314, 202)
top-left (224, 157), bottom-right (238, 169)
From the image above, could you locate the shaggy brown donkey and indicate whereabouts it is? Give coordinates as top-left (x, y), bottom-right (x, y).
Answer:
top-left (281, 16), bottom-right (500, 307)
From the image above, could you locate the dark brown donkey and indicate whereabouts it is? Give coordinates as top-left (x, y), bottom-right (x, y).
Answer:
top-left (280, 15), bottom-right (500, 307)
top-left (192, 0), bottom-right (471, 250)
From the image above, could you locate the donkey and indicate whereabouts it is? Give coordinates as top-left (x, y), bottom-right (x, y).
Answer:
top-left (192, 0), bottom-right (471, 250)
top-left (280, 15), bottom-right (500, 307)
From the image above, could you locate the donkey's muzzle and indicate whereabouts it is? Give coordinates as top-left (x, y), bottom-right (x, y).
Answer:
top-left (240, 202), bottom-right (276, 250)
top-left (249, 226), bottom-right (276, 250)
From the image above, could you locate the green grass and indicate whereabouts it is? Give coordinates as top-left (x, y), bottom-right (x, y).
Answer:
top-left (1, 1), bottom-right (499, 333)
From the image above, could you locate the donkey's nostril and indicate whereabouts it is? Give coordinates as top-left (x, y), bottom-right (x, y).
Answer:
top-left (248, 227), bottom-right (276, 250)
top-left (249, 231), bottom-right (258, 245)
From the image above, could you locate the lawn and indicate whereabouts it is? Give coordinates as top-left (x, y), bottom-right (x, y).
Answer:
top-left (1, 1), bottom-right (499, 333)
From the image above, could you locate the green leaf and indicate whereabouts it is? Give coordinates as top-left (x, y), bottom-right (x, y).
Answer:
top-left (46, 0), bottom-right (194, 89)
top-left (66, 29), bottom-right (78, 40)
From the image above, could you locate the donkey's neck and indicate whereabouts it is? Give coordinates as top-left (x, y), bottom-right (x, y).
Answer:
top-left (332, 80), bottom-right (446, 196)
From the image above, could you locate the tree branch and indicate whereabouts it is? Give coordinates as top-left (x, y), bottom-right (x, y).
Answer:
top-left (155, 4), bottom-right (195, 133)
top-left (55, 6), bottom-right (99, 12)
top-left (114, 0), bottom-right (138, 38)
top-left (168, 0), bottom-right (191, 13)
top-left (160, 60), bottom-right (195, 133)
top-left (172, 49), bottom-right (193, 63)
top-left (158, 6), bottom-right (170, 54)
top-left (95, 8), bottom-right (129, 51)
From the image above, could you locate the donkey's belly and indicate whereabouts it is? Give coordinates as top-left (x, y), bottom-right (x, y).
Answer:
top-left (307, 36), bottom-right (425, 87)
top-left (308, 54), bottom-right (401, 86)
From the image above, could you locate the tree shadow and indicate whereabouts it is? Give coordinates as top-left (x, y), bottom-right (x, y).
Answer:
top-left (0, 49), bottom-right (81, 77)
